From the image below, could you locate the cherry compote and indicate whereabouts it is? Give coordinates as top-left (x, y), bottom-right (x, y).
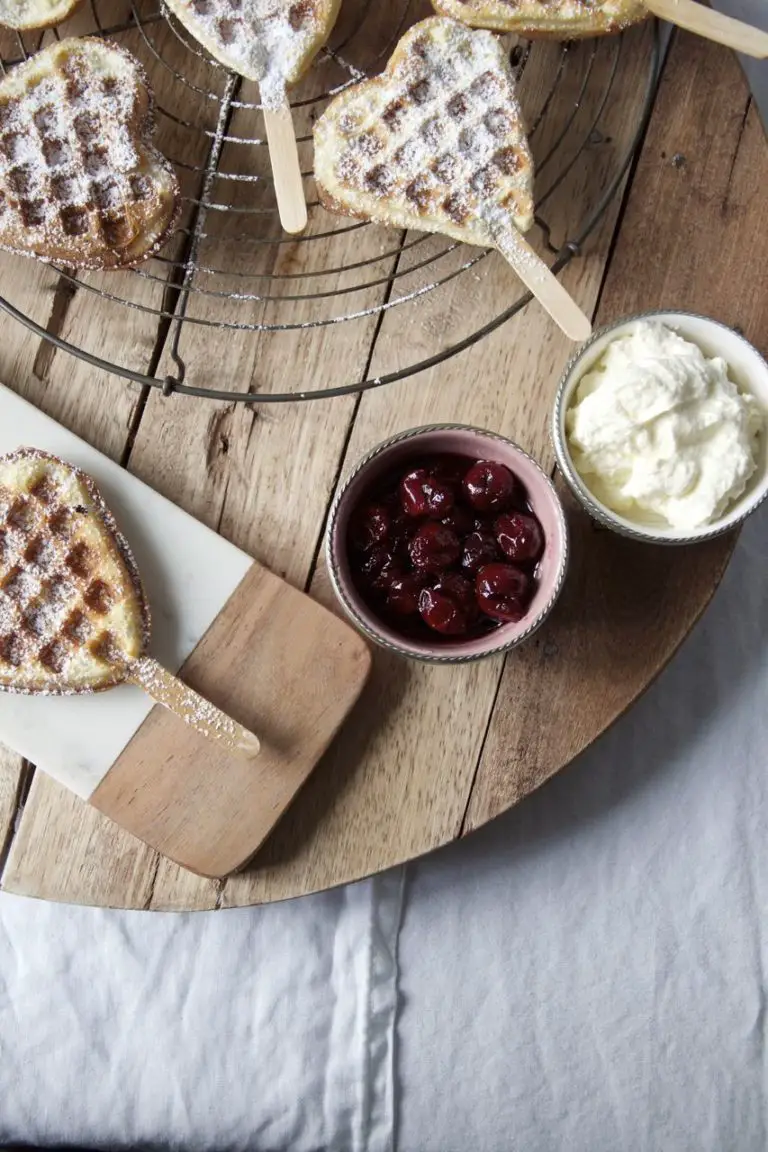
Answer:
top-left (347, 453), bottom-right (546, 644)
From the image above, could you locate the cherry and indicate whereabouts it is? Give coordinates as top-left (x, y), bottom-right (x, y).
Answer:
top-left (440, 505), bottom-right (474, 536)
top-left (347, 453), bottom-right (544, 644)
top-left (463, 461), bottom-right (517, 513)
top-left (435, 572), bottom-right (478, 619)
top-left (475, 563), bottom-right (530, 623)
top-left (358, 546), bottom-right (394, 583)
top-left (370, 559), bottom-right (403, 594)
top-left (388, 515), bottom-right (413, 558)
top-left (350, 502), bottom-right (390, 552)
top-left (495, 512), bottom-right (544, 564)
top-left (461, 530), bottom-right (499, 574)
top-left (418, 573), bottom-right (479, 635)
top-left (386, 573), bottom-right (427, 616)
top-left (419, 587), bottom-right (468, 635)
top-left (409, 522), bottom-right (461, 573)
top-left (400, 469), bottom-right (455, 519)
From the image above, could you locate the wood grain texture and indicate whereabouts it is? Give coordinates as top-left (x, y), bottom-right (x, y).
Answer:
top-left (0, 746), bottom-right (28, 879)
top-left (0, 23), bottom-right (760, 909)
top-left (3, 769), bottom-right (158, 907)
top-left (464, 30), bottom-right (768, 830)
top-left (129, 1), bottom-right (430, 907)
top-left (0, 12), bottom-right (153, 875)
top-left (0, 10), bottom-right (225, 903)
top-left (86, 565), bottom-right (370, 880)
top-left (491, 228), bottom-right (593, 343)
top-left (212, 23), bottom-right (662, 908)
top-left (0, 2), bottom-right (217, 449)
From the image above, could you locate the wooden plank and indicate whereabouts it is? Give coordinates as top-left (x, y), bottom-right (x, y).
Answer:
top-left (0, 746), bottom-right (28, 878)
top-left (0, 1), bottom-right (220, 447)
top-left (0, 4), bottom-right (199, 446)
top-left (0, 13), bottom-right (143, 839)
top-left (217, 24), bottom-right (660, 907)
top-left (130, 4), bottom-right (436, 908)
top-left (12, 9), bottom-right (222, 440)
top-left (5, 771), bottom-right (158, 907)
top-left (0, 31), bottom-right (62, 846)
top-left (0, 4), bottom-right (225, 902)
top-left (464, 30), bottom-right (767, 829)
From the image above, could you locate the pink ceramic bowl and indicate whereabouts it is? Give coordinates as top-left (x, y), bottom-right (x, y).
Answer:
top-left (326, 425), bottom-right (569, 663)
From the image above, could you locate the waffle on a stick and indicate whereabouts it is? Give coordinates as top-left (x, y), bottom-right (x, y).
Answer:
top-left (0, 38), bottom-right (180, 269)
top-left (0, 448), bottom-right (149, 695)
top-left (0, 0), bottom-right (82, 30)
top-left (431, 0), bottom-right (648, 38)
top-left (163, 0), bottom-right (341, 108)
top-left (0, 448), bottom-right (261, 757)
top-left (314, 17), bottom-right (534, 248)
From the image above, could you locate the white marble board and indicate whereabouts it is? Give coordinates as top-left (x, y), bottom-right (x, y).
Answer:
top-left (0, 384), bottom-right (253, 799)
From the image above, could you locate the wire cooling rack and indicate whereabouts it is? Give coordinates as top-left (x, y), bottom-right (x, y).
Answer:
top-left (0, 1), bottom-right (662, 402)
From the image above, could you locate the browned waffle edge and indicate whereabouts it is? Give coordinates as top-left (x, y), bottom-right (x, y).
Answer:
top-left (0, 37), bottom-right (181, 270)
top-left (0, 445), bottom-right (151, 695)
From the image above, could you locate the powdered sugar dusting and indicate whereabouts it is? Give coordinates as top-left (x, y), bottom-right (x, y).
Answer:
top-left (164, 0), bottom-right (336, 107)
top-left (0, 449), bottom-right (255, 757)
top-left (0, 0), bottom-right (79, 29)
top-left (0, 448), bottom-right (150, 695)
top-left (314, 18), bottom-right (534, 247)
top-left (133, 655), bottom-right (259, 755)
top-left (0, 38), bottom-right (180, 268)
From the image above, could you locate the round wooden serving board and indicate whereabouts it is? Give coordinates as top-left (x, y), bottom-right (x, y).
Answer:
top-left (0, 26), bottom-right (765, 909)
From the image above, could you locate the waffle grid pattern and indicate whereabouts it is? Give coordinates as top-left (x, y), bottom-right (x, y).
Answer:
top-left (165, 0), bottom-right (335, 96)
top-left (0, 45), bottom-right (154, 249)
top-left (184, 0), bottom-right (317, 53)
top-left (0, 470), bottom-right (124, 686)
top-left (0, 0), bottom-right (660, 399)
top-left (320, 21), bottom-right (534, 241)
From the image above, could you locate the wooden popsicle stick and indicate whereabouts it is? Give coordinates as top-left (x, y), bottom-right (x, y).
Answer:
top-left (645, 0), bottom-right (768, 58)
top-left (487, 217), bottom-right (592, 343)
top-left (127, 655), bottom-right (261, 758)
top-left (263, 99), bottom-right (308, 234)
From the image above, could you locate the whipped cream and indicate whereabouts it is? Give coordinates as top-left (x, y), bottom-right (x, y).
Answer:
top-left (566, 321), bottom-right (763, 529)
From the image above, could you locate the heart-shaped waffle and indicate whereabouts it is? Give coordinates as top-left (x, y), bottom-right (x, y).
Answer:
top-left (0, 448), bottom-right (148, 694)
top-left (0, 0), bottom-right (82, 30)
top-left (163, 0), bottom-right (341, 108)
top-left (0, 448), bottom-right (259, 755)
top-left (0, 38), bottom-right (180, 269)
top-left (313, 17), bottom-right (534, 248)
top-left (431, 0), bottom-right (648, 37)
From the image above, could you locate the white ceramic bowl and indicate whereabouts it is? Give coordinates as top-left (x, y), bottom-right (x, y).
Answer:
top-left (552, 311), bottom-right (768, 544)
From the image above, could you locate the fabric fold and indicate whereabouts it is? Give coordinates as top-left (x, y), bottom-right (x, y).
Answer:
top-left (0, 868), bottom-right (405, 1152)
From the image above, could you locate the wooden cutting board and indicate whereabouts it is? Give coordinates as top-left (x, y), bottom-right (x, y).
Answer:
top-left (92, 562), bottom-right (372, 877)
top-left (0, 386), bottom-right (371, 878)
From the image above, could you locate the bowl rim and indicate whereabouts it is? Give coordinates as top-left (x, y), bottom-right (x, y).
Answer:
top-left (551, 309), bottom-right (768, 545)
top-left (326, 423), bottom-right (569, 664)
